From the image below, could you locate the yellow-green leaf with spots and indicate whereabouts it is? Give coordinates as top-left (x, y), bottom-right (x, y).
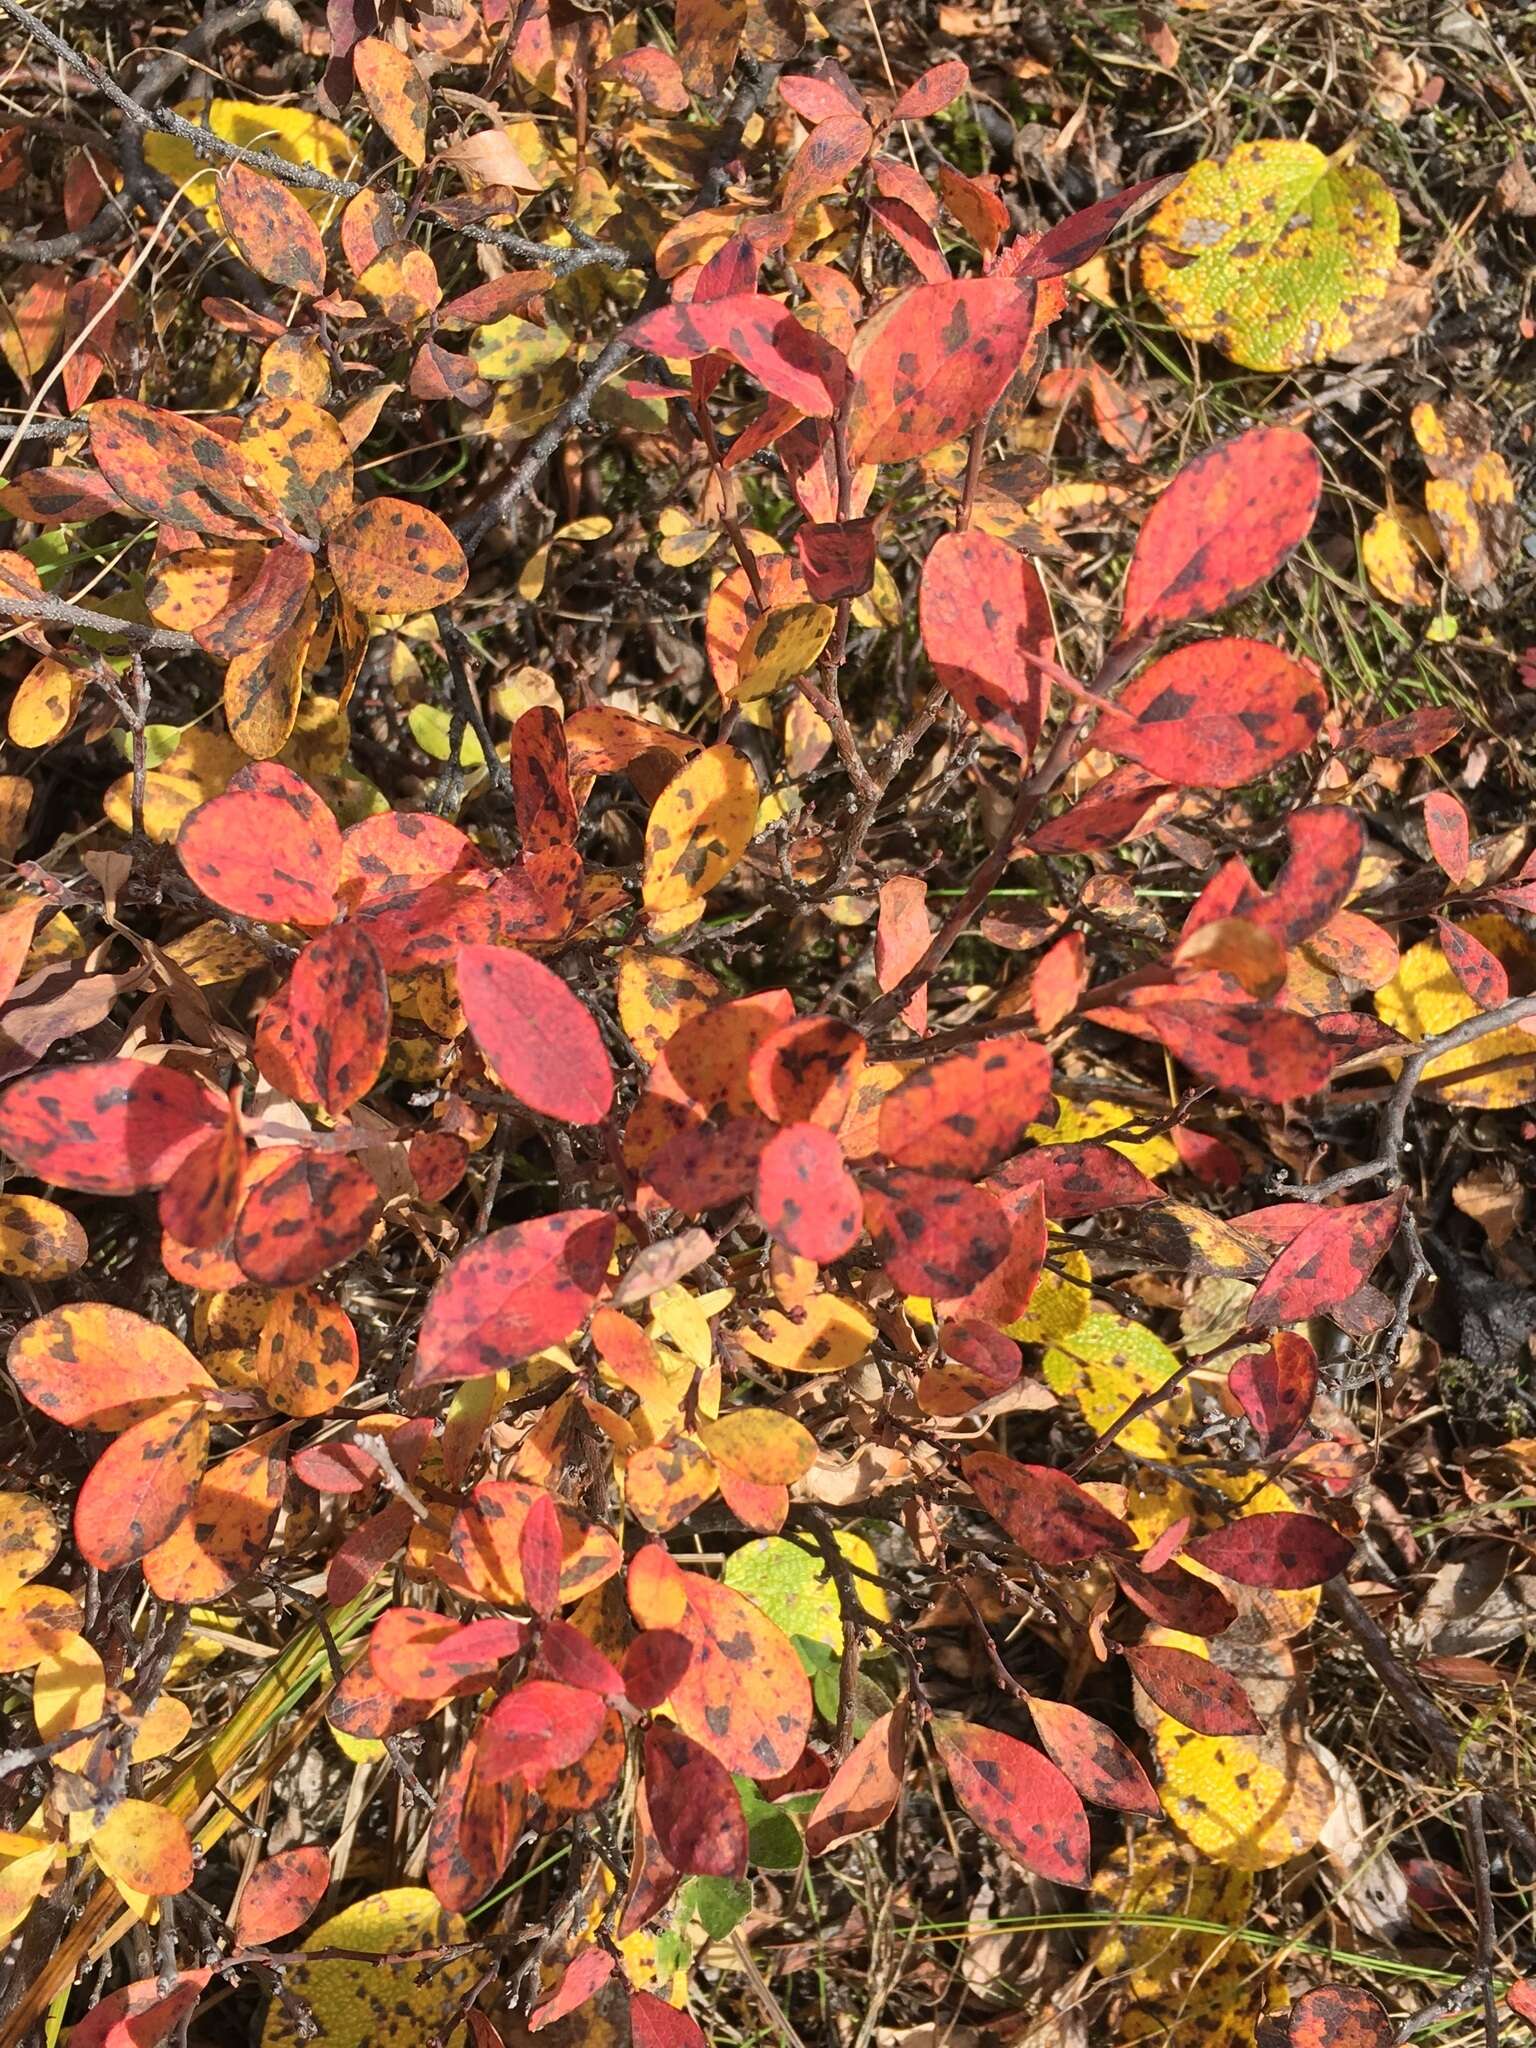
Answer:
top-left (1042, 1307), bottom-right (1192, 1459)
top-left (259, 1888), bottom-right (480, 2047)
top-left (1141, 140), bottom-right (1399, 371)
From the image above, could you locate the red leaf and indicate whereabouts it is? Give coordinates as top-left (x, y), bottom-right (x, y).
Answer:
top-left (90, 397), bottom-right (276, 540)
top-left (1509, 1981), bottom-right (1536, 2029)
top-left (1229, 1332), bottom-right (1319, 1456)
top-left (920, 1319), bottom-right (1022, 1414)
top-left (999, 1142), bottom-right (1160, 1220)
top-left (284, 923), bottom-right (390, 1114)
top-left (1288, 1984), bottom-right (1394, 2048)
top-left (1031, 931), bottom-right (1087, 1031)
top-left (889, 59), bottom-right (969, 121)
top-left (649, 1116), bottom-right (770, 1211)
top-left (756, 1122), bottom-right (863, 1263)
top-left (1437, 918), bottom-right (1508, 1008)
top-left (69, 1971), bottom-right (211, 2048)
top-left (233, 1148), bottom-right (380, 1286)
top-left (1136, 1000), bottom-right (1335, 1105)
top-left (478, 1679), bottom-right (607, 1783)
top-left (75, 1396), bottom-right (207, 1569)
top-left (1186, 1512), bottom-right (1354, 1589)
top-left (1110, 1557), bottom-right (1236, 1638)
top-left (846, 274), bottom-right (1039, 467)
top-left (159, 1112), bottom-right (246, 1249)
top-left (805, 1708), bottom-right (906, 1854)
top-left (627, 293), bottom-right (845, 416)
top-left (194, 539), bottom-right (314, 659)
top-left (427, 1736), bottom-right (524, 1912)
top-left (875, 874), bottom-right (931, 1033)
top-left (643, 1723), bottom-right (749, 1877)
top-left (748, 1015), bottom-right (867, 1127)
top-left (779, 63), bottom-right (864, 125)
top-left (932, 1719), bottom-right (1091, 1884)
top-left (1423, 789), bottom-right (1470, 883)
top-left (234, 1845), bottom-right (330, 1946)
top-left (936, 1174), bottom-right (1045, 1325)
top-left (457, 945), bottom-right (613, 1125)
top-left (1123, 1643), bottom-right (1262, 1734)
top-left (795, 517), bottom-right (877, 602)
top-left (627, 1545), bottom-right (811, 1778)
top-left (1025, 1696), bottom-right (1160, 1815)
top-left (1119, 426), bottom-right (1322, 638)
top-left (519, 1491), bottom-right (563, 1620)
top-left (529, 1948), bottom-right (616, 2032)
top-left (962, 1452), bottom-right (1133, 1566)
top-left (1247, 806), bottom-right (1366, 949)
top-left (537, 1618), bottom-right (624, 1698)
top-left (1351, 706), bottom-right (1461, 758)
top-left (630, 1990), bottom-right (708, 2048)
top-left (1097, 639), bottom-right (1326, 787)
top-left (178, 762), bottom-right (340, 925)
top-left (1248, 1191), bottom-right (1404, 1326)
top-left (0, 1057), bottom-right (224, 1193)
top-left (417, 1210), bottom-right (616, 1383)
top-left (509, 706), bottom-right (578, 853)
top-left (1010, 174), bottom-right (1175, 280)
top-left (862, 1170), bottom-right (1009, 1296)
top-left (920, 530), bottom-right (1055, 760)
top-left (780, 114), bottom-right (874, 217)
top-left (623, 1629), bottom-right (693, 1709)
top-left (878, 1037), bottom-right (1052, 1176)
top-left (371, 1610), bottom-right (528, 1699)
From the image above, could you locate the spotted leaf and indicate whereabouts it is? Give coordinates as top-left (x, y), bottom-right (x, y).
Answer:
top-left (920, 530), bottom-right (1055, 759)
top-left (1119, 426), bottom-right (1322, 638)
top-left (933, 1719), bottom-right (1091, 1884)
top-left (962, 1452), bottom-right (1133, 1566)
top-left (847, 274), bottom-right (1039, 467)
top-left (0, 1057), bottom-right (224, 1194)
top-left (178, 762), bottom-right (340, 925)
top-left (417, 1210), bottom-right (616, 1383)
top-left (877, 1037), bottom-right (1052, 1177)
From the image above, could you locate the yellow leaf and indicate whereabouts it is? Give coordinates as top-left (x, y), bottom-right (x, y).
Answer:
top-left (1000, 1244), bottom-right (1092, 1344)
top-left (735, 1293), bottom-right (876, 1375)
top-left (0, 1845), bottom-right (55, 1942)
top-left (1029, 1095), bottom-right (1179, 1177)
top-left (7, 656), bottom-right (84, 748)
top-left (1376, 918), bottom-right (1536, 1108)
top-left (1154, 1707), bottom-right (1335, 1869)
top-left (733, 600), bottom-right (835, 703)
top-left (89, 1798), bottom-right (195, 1897)
top-left (104, 726), bottom-right (247, 843)
top-left (1361, 508), bottom-right (1439, 607)
top-left (0, 1492), bottom-right (57, 1596)
top-left (1142, 140), bottom-right (1399, 370)
top-left (32, 1631), bottom-right (105, 1741)
top-left (0, 1194), bottom-right (86, 1280)
top-left (616, 947), bottom-right (723, 1063)
top-left (1091, 1832), bottom-right (1256, 1996)
top-left (642, 742), bottom-right (758, 918)
top-left (259, 1888), bottom-right (479, 2048)
top-left (470, 313), bottom-right (573, 381)
top-left (144, 101), bottom-right (355, 235)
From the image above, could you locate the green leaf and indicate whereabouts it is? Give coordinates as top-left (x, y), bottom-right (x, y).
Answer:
top-left (679, 1875), bottom-right (752, 1942)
